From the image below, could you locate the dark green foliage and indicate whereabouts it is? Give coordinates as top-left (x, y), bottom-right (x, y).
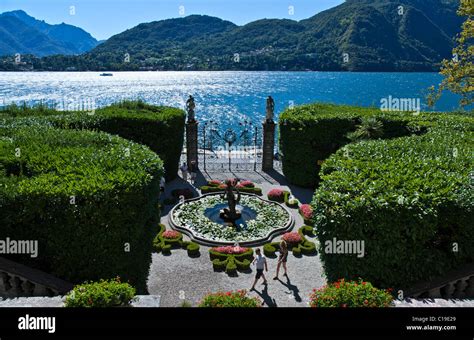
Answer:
top-left (153, 224), bottom-right (199, 257)
top-left (1, 100), bottom-right (186, 181)
top-left (308, 107), bottom-right (474, 289)
top-left (64, 278), bottom-right (136, 307)
top-left (0, 125), bottom-right (163, 292)
top-left (346, 117), bottom-right (384, 142)
top-left (209, 248), bottom-right (254, 274)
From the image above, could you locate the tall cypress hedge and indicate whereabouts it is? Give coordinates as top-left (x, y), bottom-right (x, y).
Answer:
top-left (0, 125), bottom-right (163, 292)
top-left (280, 103), bottom-right (474, 289)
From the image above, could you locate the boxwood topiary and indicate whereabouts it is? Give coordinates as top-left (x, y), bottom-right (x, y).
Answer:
top-left (311, 115), bottom-right (474, 289)
top-left (9, 101), bottom-right (186, 181)
top-left (0, 125), bottom-right (163, 292)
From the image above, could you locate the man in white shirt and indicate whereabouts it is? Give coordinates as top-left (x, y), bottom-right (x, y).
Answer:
top-left (251, 248), bottom-right (268, 290)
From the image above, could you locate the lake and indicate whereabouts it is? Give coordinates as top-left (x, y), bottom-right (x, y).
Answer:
top-left (0, 71), bottom-right (462, 129)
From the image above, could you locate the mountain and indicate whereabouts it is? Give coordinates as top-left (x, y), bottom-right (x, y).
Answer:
top-left (83, 0), bottom-right (462, 71)
top-left (0, 10), bottom-right (99, 56)
top-left (0, 0), bottom-right (464, 71)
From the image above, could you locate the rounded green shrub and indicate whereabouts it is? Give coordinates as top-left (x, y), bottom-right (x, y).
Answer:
top-left (186, 242), bottom-right (200, 257)
top-left (64, 278), bottom-right (136, 308)
top-left (198, 290), bottom-right (261, 307)
top-left (263, 242), bottom-right (279, 257)
top-left (0, 125), bottom-right (163, 291)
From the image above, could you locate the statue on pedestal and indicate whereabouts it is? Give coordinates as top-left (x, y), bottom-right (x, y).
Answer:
top-left (219, 178), bottom-right (242, 224)
top-left (186, 95), bottom-right (196, 123)
top-left (265, 96), bottom-right (275, 123)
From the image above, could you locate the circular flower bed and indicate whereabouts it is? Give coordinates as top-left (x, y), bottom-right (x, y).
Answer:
top-left (170, 194), bottom-right (293, 245)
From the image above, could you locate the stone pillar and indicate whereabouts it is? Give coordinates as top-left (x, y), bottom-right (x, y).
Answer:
top-left (262, 120), bottom-right (275, 171)
top-left (186, 121), bottom-right (198, 168)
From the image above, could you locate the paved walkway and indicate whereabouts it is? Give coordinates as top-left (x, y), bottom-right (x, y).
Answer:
top-left (148, 170), bottom-right (325, 307)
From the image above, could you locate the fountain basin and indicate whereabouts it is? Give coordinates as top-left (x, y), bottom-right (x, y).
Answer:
top-left (169, 193), bottom-right (294, 247)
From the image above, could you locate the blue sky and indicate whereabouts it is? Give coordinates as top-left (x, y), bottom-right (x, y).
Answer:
top-left (0, 0), bottom-right (344, 40)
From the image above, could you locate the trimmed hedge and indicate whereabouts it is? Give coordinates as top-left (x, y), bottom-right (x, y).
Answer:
top-left (64, 278), bottom-right (136, 308)
top-left (263, 226), bottom-right (317, 257)
top-left (294, 104), bottom-right (474, 289)
top-left (153, 224), bottom-right (200, 257)
top-left (278, 103), bottom-right (448, 187)
top-left (2, 100), bottom-right (186, 181)
top-left (209, 248), bottom-right (254, 275)
top-left (0, 125), bottom-right (163, 292)
top-left (200, 180), bottom-right (263, 195)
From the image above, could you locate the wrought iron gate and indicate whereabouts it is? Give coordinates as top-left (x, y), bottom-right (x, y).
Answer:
top-left (198, 119), bottom-right (263, 172)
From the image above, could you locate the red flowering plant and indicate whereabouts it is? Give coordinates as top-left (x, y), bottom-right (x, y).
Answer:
top-left (282, 232), bottom-right (302, 245)
top-left (162, 230), bottom-right (181, 240)
top-left (309, 279), bottom-right (394, 308)
top-left (267, 188), bottom-right (285, 202)
top-left (239, 180), bottom-right (255, 188)
top-left (299, 204), bottom-right (313, 221)
top-left (211, 245), bottom-right (249, 254)
top-left (208, 179), bottom-right (222, 187)
top-left (198, 290), bottom-right (261, 307)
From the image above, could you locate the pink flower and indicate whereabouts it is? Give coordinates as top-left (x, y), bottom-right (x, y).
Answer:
top-left (239, 180), bottom-right (255, 188)
top-left (162, 230), bottom-right (181, 239)
top-left (299, 204), bottom-right (313, 220)
top-left (268, 188), bottom-right (284, 201)
top-left (282, 232), bottom-right (302, 244)
top-left (209, 180), bottom-right (222, 186)
top-left (212, 246), bottom-right (249, 254)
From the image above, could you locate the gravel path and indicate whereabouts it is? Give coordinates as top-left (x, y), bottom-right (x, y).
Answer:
top-left (148, 175), bottom-right (326, 307)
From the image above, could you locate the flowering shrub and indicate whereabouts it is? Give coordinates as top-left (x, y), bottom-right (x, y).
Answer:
top-left (208, 180), bottom-right (222, 187)
top-left (162, 230), bottom-right (181, 239)
top-left (299, 204), bottom-right (313, 221)
top-left (267, 188), bottom-right (285, 202)
top-left (309, 279), bottom-right (394, 308)
top-left (239, 180), bottom-right (255, 188)
top-left (65, 278), bottom-right (136, 308)
top-left (211, 245), bottom-right (250, 254)
top-left (198, 290), bottom-right (261, 307)
top-left (282, 232), bottom-right (302, 244)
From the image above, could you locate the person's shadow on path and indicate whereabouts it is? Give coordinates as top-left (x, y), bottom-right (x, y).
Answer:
top-left (277, 275), bottom-right (302, 303)
top-left (253, 283), bottom-right (277, 307)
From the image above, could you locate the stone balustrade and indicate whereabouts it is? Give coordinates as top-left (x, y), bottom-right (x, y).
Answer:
top-left (407, 263), bottom-right (474, 299)
top-left (0, 257), bottom-right (73, 298)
